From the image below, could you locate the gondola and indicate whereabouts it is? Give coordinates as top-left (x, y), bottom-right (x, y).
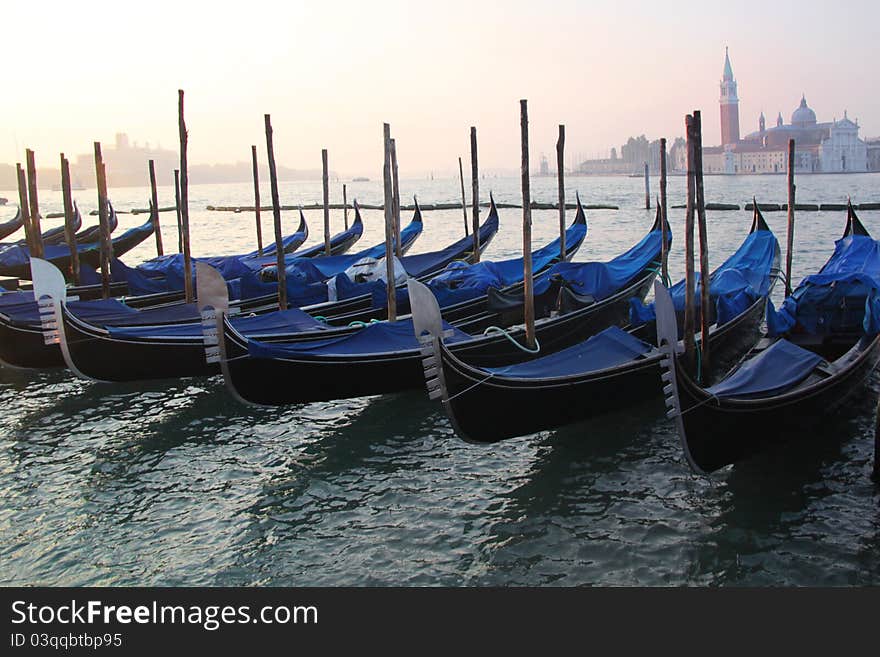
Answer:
top-left (409, 206), bottom-right (780, 443)
top-left (285, 201), bottom-right (365, 258)
top-left (0, 204), bottom-right (154, 280)
top-left (17, 202), bottom-right (491, 377)
top-left (0, 205), bottom-right (85, 251)
top-left (0, 207), bottom-right (23, 241)
top-left (133, 208), bottom-right (310, 284)
top-left (208, 201), bottom-right (662, 406)
top-left (658, 204), bottom-right (880, 474)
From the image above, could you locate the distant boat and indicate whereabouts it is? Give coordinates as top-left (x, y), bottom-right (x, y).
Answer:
top-left (51, 180), bottom-right (86, 192)
top-left (352, 176), bottom-right (370, 182)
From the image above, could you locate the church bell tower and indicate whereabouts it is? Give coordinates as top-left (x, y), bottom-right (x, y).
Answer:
top-left (719, 47), bottom-right (740, 145)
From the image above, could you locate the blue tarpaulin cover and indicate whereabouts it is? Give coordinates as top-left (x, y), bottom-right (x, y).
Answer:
top-left (248, 318), bottom-right (471, 359)
top-left (706, 338), bottom-right (824, 398)
top-left (767, 233), bottom-right (880, 337)
top-left (255, 209), bottom-right (498, 308)
top-left (0, 219), bottom-right (153, 274)
top-left (630, 227), bottom-right (778, 326)
top-left (135, 229), bottom-right (307, 279)
top-left (545, 224), bottom-right (666, 301)
top-left (108, 307), bottom-right (329, 339)
top-left (369, 213), bottom-right (585, 309)
top-left (484, 325), bottom-right (653, 379)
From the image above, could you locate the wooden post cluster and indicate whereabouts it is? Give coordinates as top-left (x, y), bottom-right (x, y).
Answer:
top-left (16, 164), bottom-right (34, 254)
top-left (693, 110), bottom-right (710, 376)
top-left (178, 90), bottom-right (193, 304)
top-left (520, 100), bottom-right (536, 350)
top-left (382, 123), bottom-right (397, 321)
top-left (470, 126), bottom-right (480, 262)
top-left (458, 156), bottom-right (469, 237)
top-left (264, 114), bottom-right (287, 311)
top-left (659, 137), bottom-right (669, 283)
top-left (59, 154), bottom-right (80, 284)
top-left (26, 150), bottom-right (44, 258)
top-left (556, 124), bottom-right (566, 261)
top-left (785, 139), bottom-right (796, 297)
top-left (251, 145), bottom-right (263, 256)
top-left (148, 159), bottom-right (164, 257)
top-left (93, 142), bottom-right (112, 299)
top-left (683, 115), bottom-right (697, 372)
top-left (391, 139), bottom-right (401, 257)
top-left (322, 148), bottom-right (331, 255)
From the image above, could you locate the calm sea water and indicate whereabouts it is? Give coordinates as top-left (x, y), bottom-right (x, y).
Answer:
top-left (1, 173), bottom-right (879, 586)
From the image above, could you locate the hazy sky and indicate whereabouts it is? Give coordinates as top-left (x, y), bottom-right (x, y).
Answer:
top-left (5, 0), bottom-right (879, 176)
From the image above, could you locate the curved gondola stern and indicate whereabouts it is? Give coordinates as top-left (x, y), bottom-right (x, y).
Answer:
top-left (352, 199), bottom-right (364, 228)
top-left (196, 261), bottom-right (260, 406)
top-left (107, 200), bottom-right (119, 233)
top-left (574, 191), bottom-right (587, 227)
top-left (30, 257), bottom-right (93, 380)
top-left (412, 195), bottom-right (423, 224)
top-left (654, 280), bottom-right (710, 476)
top-left (845, 199), bottom-right (870, 237)
top-left (297, 207), bottom-right (309, 246)
top-left (488, 191), bottom-right (498, 221)
top-left (750, 198), bottom-right (771, 233)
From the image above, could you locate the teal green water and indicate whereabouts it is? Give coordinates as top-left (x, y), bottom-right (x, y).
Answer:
top-left (1, 173), bottom-right (879, 585)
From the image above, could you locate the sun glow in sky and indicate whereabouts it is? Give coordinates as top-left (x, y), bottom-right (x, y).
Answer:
top-left (5, 0), bottom-right (879, 176)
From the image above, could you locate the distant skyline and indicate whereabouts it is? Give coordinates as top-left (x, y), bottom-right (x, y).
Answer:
top-left (5, 0), bottom-right (879, 179)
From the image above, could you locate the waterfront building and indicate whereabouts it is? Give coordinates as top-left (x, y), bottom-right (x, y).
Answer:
top-left (704, 49), bottom-right (867, 174)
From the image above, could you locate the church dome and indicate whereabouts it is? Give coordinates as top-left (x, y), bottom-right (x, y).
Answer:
top-left (791, 95), bottom-right (817, 127)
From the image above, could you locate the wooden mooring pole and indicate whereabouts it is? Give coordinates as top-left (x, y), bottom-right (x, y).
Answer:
top-left (470, 126), bottom-right (480, 262)
top-left (60, 154), bottom-right (80, 284)
top-left (458, 157), bottom-right (469, 237)
top-left (683, 115), bottom-right (697, 372)
top-left (178, 90), bottom-right (193, 304)
top-left (644, 162), bottom-right (651, 210)
top-left (264, 114), bottom-right (287, 311)
top-left (785, 139), bottom-right (796, 297)
top-left (382, 123), bottom-right (397, 321)
top-left (26, 149), bottom-right (44, 259)
top-left (93, 143), bottom-right (111, 299)
top-left (16, 164), bottom-right (34, 254)
top-left (322, 148), bottom-right (331, 255)
top-left (343, 183), bottom-right (349, 230)
top-left (174, 169), bottom-right (183, 253)
top-left (556, 125), bottom-right (566, 260)
top-left (148, 159), bottom-right (164, 256)
top-left (251, 145), bottom-right (263, 256)
top-left (520, 100), bottom-right (536, 350)
top-left (693, 110), bottom-right (710, 377)
top-left (659, 137), bottom-right (669, 283)
top-left (390, 139), bottom-right (401, 257)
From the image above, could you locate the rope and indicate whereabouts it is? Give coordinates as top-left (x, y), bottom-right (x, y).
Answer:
top-left (648, 261), bottom-right (672, 288)
top-left (348, 319), bottom-right (381, 328)
top-left (482, 326), bottom-right (541, 354)
top-left (676, 390), bottom-right (722, 417)
top-left (445, 371), bottom-right (497, 402)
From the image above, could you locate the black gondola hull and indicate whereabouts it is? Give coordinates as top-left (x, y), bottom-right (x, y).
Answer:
top-left (223, 267), bottom-right (659, 405)
top-left (439, 295), bottom-right (767, 443)
top-left (0, 316), bottom-right (64, 369)
top-left (58, 305), bottom-right (219, 382)
top-left (673, 335), bottom-right (880, 473)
